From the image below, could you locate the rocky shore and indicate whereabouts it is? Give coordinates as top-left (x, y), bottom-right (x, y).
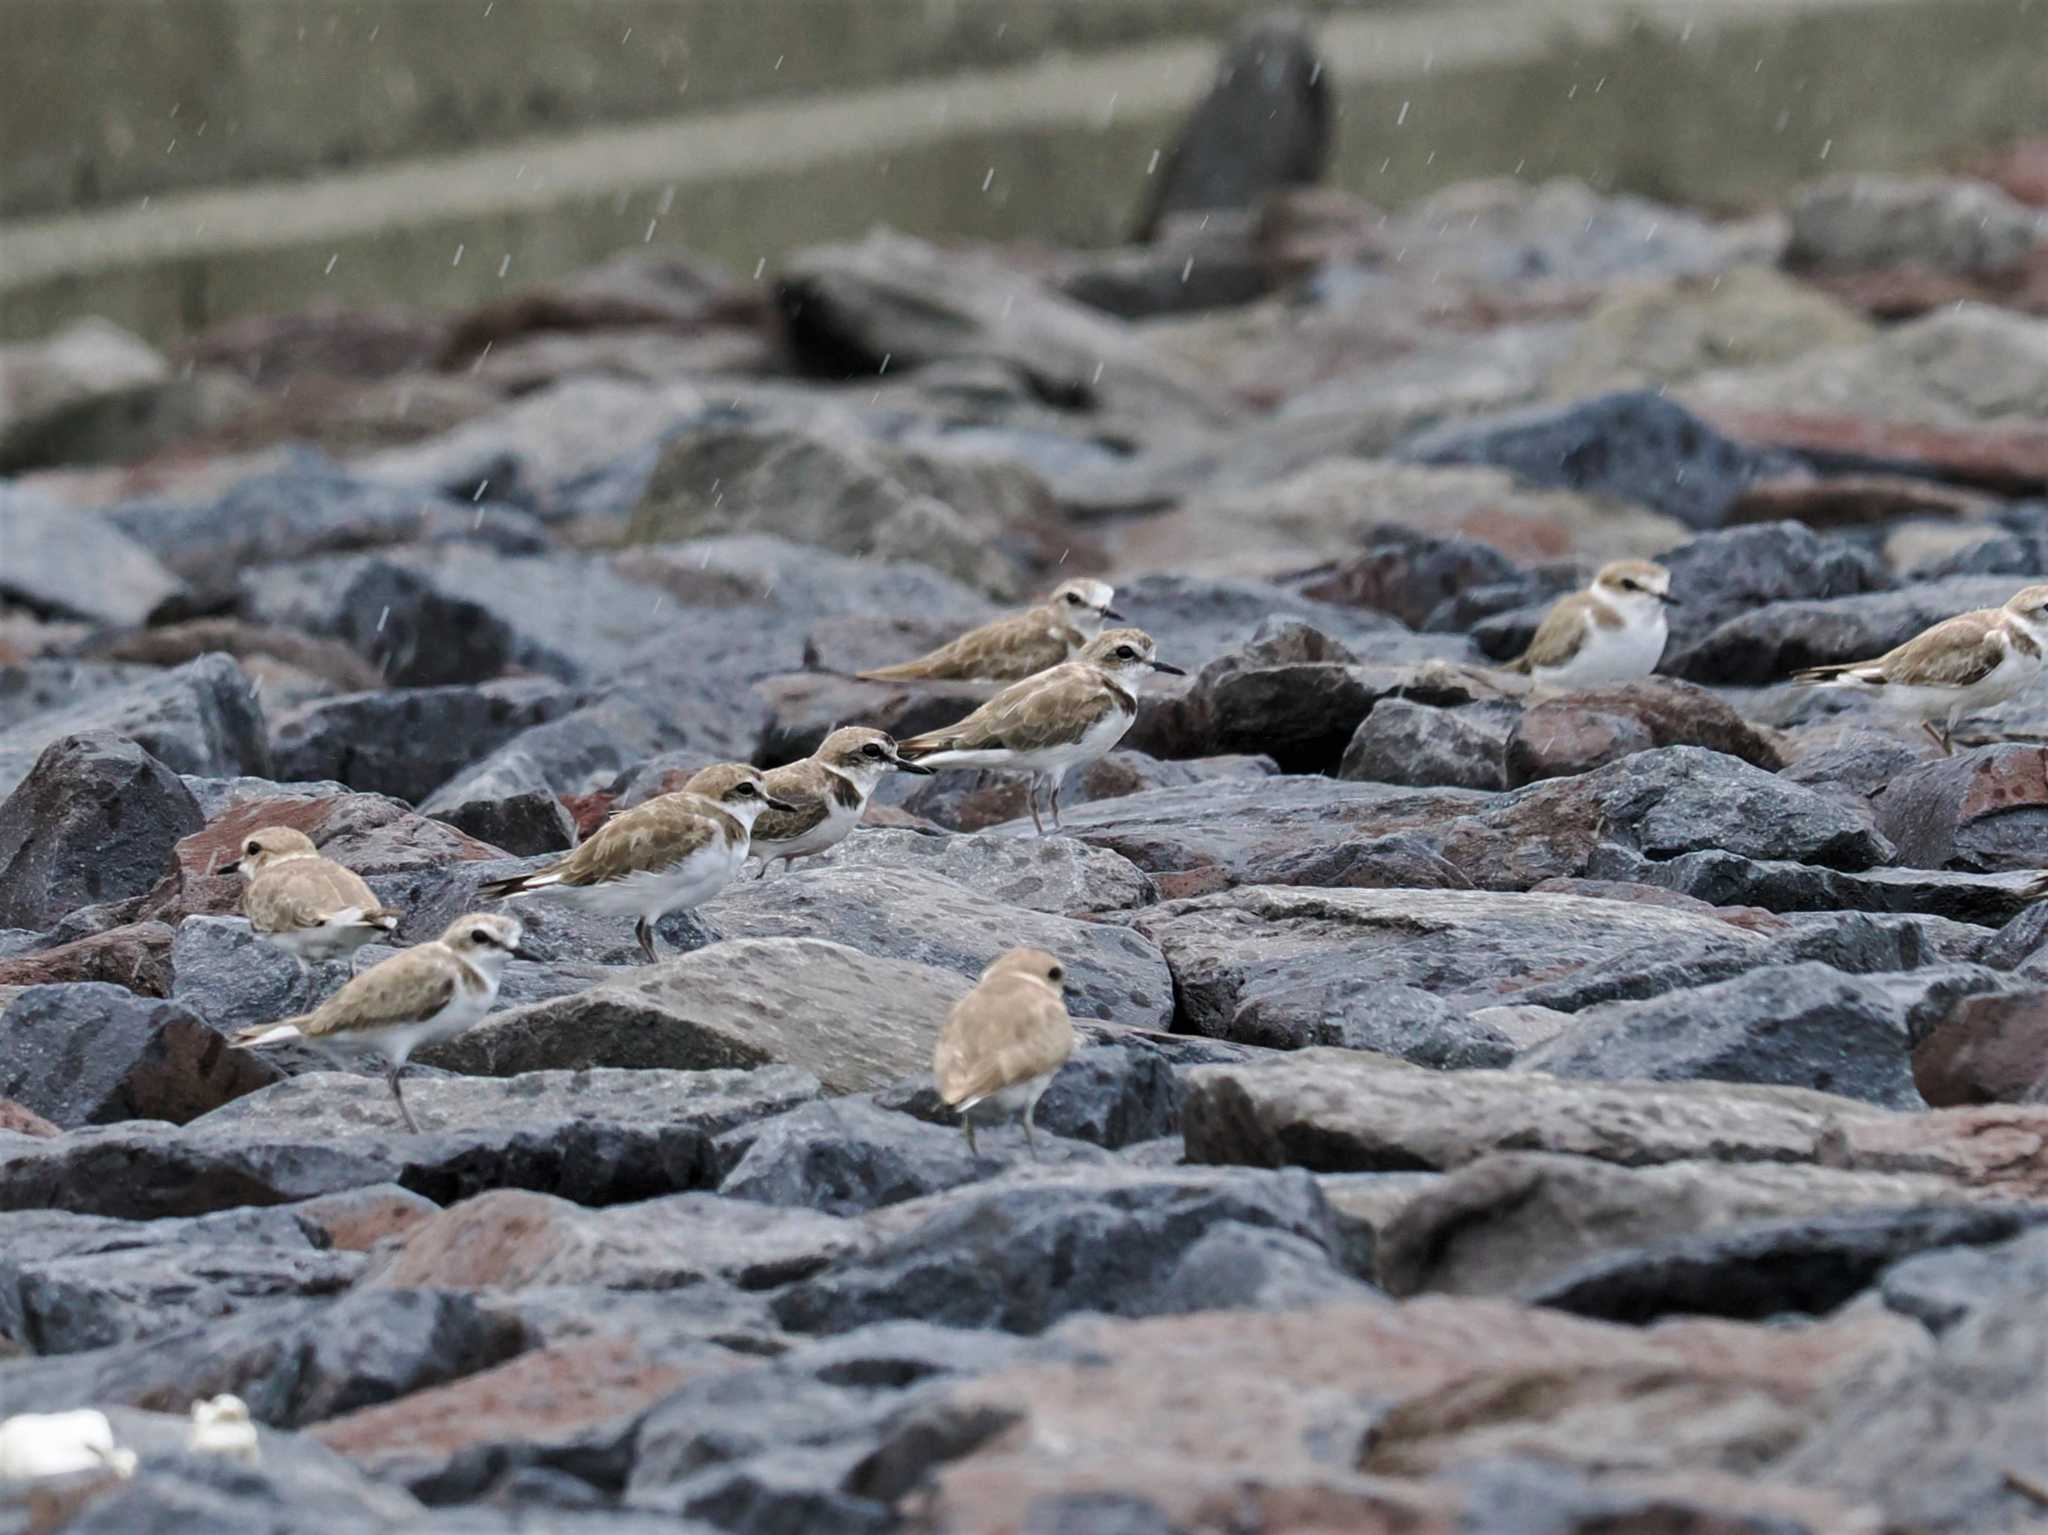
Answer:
top-left (3, 44), bottom-right (2048, 1533)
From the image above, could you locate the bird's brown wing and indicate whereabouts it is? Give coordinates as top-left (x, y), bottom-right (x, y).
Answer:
top-left (933, 977), bottom-right (1076, 1106)
top-left (753, 762), bottom-right (833, 843)
top-left (858, 607), bottom-right (1068, 683)
top-left (549, 796), bottom-right (721, 886)
top-left (900, 669), bottom-right (1119, 756)
top-left (297, 948), bottom-right (459, 1039)
top-left (247, 860), bottom-right (384, 933)
top-left (1509, 593), bottom-right (1603, 674)
top-left (1793, 609), bottom-right (2004, 686)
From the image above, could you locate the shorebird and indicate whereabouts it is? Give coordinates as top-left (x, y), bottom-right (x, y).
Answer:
top-left (748, 726), bottom-right (932, 876)
top-left (896, 628), bottom-right (1184, 834)
top-left (231, 912), bottom-right (529, 1133)
top-left (934, 947), bottom-right (1077, 1159)
top-left (1507, 559), bottom-right (1678, 688)
top-left (477, 762), bottom-right (795, 962)
top-left (223, 827), bottom-right (398, 969)
top-left (1794, 584), bottom-right (2048, 755)
top-left (857, 578), bottom-right (1122, 685)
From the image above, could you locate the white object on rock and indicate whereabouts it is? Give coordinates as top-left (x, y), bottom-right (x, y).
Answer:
top-left (188, 1394), bottom-right (261, 1464)
top-left (0, 1409), bottom-right (138, 1481)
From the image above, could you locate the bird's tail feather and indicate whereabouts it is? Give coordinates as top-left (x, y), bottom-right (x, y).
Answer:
top-left (232, 1017), bottom-right (309, 1048)
top-left (478, 869), bottom-right (563, 900)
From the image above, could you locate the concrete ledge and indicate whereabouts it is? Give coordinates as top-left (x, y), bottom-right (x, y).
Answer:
top-left (2, 0), bottom-right (2044, 342)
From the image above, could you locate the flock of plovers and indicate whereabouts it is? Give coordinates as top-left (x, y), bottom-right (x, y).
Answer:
top-left (219, 565), bottom-right (2048, 1147)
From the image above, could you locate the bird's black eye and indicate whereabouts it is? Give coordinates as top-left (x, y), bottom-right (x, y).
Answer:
top-left (471, 928), bottom-right (491, 945)
top-left (1064, 592), bottom-right (1083, 604)
top-left (1116, 646), bottom-right (1136, 659)
top-left (245, 840), bottom-right (261, 855)
top-left (1047, 965), bottom-right (1064, 982)
top-left (862, 743), bottom-right (884, 758)
top-left (733, 782), bottom-right (757, 796)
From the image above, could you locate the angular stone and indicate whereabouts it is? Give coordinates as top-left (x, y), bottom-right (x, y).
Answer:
top-left (268, 677), bottom-right (574, 803)
top-left (426, 939), bottom-right (963, 1093)
top-left (0, 486), bottom-right (185, 626)
top-left (0, 983), bottom-right (281, 1129)
top-left (1374, 1152), bottom-right (1970, 1299)
top-left (1183, 1048), bottom-right (1893, 1174)
top-left (706, 865), bottom-right (1174, 1030)
top-left (1502, 679), bottom-right (1781, 786)
top-left (1633, 849), bottom-right (2037, 927)
top-left (176, 790), bottom-right (502, 883)
top-left (168, 914), bottom-right (354, 1039)
top-left (0, 733), bottom-right (201, 930)
top-left (1339, 698), bottom-right (1510, 791)
top-left (418, 748), bottom-right (576, 857)
top-left (1515, 962), bottom-right (1963, 1108)
top-left (0, 922), bottom-right (174, 997)
top-left (243, 553), bottom-right (529, 686)
top-left (809, 828), bottom-right (1155, 913)
top-left (893, 749), bottom-right (1273, 836)
top-left (1913, 988), bottom-right (2048, 1105)
top-left (1821, 1104), bottom-right (2048, 1201)
top-left (1873, 744), bottom-right (2048, 872)
top-left (0, 653), bottom-right (268, 802)
top-left (1399, 390), bottom-right (1797, 530)
top-left (773, 1164), bottom-right (1353, 1336)
top-left (1130, 885), bottom-right (1771, 1044)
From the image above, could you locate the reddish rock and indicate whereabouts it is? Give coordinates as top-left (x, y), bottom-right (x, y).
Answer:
top-left (1820, 1104), bottom-right (2048, 1199)
top-left (1504, 679), bottom-right (1783, 787)
top-left (292, 1184), bottom-right (442, 1252)
top-left (1697, 405), bottom-right (2048, 495)
top-left (312, 1333), bottom-right (730, 1475)
top-left (1527, 879), bottom-right (1789, 935)
top-left (1913, 991), bottom-right (2048, 1106)
top-left (560, 789), bottom-right (616, 839)
top-left (1871, 745), bottom-right (2048, 872)
top-left (0, 1098), bottom-right (59, 1137)
top-left (0, 922), bottom-right (175, 996)
top-left (1728, 472), bottom-right (1998, 527)
top-left (1804, 249), bottom-right (2048, 320)
top-left (176, 793), bottom-right (505, 880)
top-left (368, 1189), bottom-right (586, 1290)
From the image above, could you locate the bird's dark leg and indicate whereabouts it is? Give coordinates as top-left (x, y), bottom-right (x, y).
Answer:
top-left (1026, 779), bottom-right (1046, 837)
top-left (1021, 1110), bottom-right (1040, 1162)
top-left (962, 1116), bottom-right (978, 1157)
top-left (386, 1060), bottom-right (422, 1134)
top-left (1049, 780), bottom-right (1064, 831)
top-left (636, 916), bottom-right (658, 964)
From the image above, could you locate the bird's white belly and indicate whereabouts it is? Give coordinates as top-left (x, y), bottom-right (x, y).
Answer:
top-left (541, 841), bottom-right (745, 918)
top-left (1875, 648), bottom-right (2044, 723)
top-left (266, 922), bottom-right (382, 962)
top-left (757, 800), bottom-right (860, 863)
top-left (941, 706), bottom-right (1135, 781)
top-left (1536, 614), bottom-right (1667, 687)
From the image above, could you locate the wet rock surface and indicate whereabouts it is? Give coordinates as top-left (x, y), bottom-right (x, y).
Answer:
top-left (4, 62), bottom-right (2048, 1534)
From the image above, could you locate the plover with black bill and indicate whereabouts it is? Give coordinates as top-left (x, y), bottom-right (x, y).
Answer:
top-left (747, 726), bottom-right (933, 876)
top-left (477, 762), bottom-right (795, 962)
top-left (231, 912), bottom-right (529, 1133)
top-left (1506, 559), bottom-right (1678, 688)
top-left (934, 947), bottom-right (1077, 1159)
top-left (224, 827), bottom-right (400, 970)
top-left (895, 627), bottom-right (1184, 834)
top-left (857, 578), bottom-right (1122, 685)
top-left (1793, 583), bottom-right (2048, 755)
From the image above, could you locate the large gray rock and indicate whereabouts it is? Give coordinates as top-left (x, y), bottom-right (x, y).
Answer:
top-left (242, 553), bottom-right (530, 686)
top-left (417, 748), bottom-right (577, 857)
top-left (1182, 1048), bottom-right (1894, 1174)
top-left (268, 676), bottom-right (575, 803)
top-left (1500, 679), bottom-right (1781, 787)
top-left (425, 939), bottom-right (965, 1093)
top-left (1656, 520), bottom-right (1890, 654)
top-left (809, 829), bottom-right (1156, 913)
top-left (0, 653), bottom-right (269, 799)
top-left (1398, 390), bottom-right (1796, 530)
top-left (1128, 885), bottom-right (1771, 1043)
top-left (0, 1203), bottom-right (363, 1353)
top-left (1514, 962), bottom-right (1979, 1108)
top-left (706, 864), bottom-right (1174, 1030)
top-left (0, 1067), bottom-right (819, 1217)
top-left (0, 733), bottom-right (201, 928)
top-left (0, 486), bottom-right (186, 625)
top-left (1632, 847), bottom-right (2037, 927)
top-left (169, 914), bottom-right (354, 1039)
top-left (772, 1164), bottom-right (1362, 1336)
top-left (1871, 744), bottom-right (2048, 873)
top-left (1339, 698), bottom-right (1510, 791)
top-left (0, 982), bottom-right (281, 1129)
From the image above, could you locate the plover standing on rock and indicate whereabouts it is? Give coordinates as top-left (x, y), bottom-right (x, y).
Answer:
top-left (224, 826), bottom-right (399, 970)
top-left (232, 912), bottom-right (530, 1133)
top-left (1793, 584), bottom-right (2048, 755)
top-left (1506, 559), bottom-right (1678, 689)
top-left (896, 628), bottom-right (1184, 834)
top-left (478, 763), bottom-right (795, 962)
top-left (748, 726), bottom-right (932, 876)
top-left (934, 947), bottom-right (1077, 1159)
top-left (857, 578), bottom-right (1122, 685)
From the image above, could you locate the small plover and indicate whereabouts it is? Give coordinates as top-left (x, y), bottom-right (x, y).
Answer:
top-left (224, 827), bottom-right (399, 967)
top-left (857, 578), bottom-right (1122, 685)
top-left (934, 947), bottom-right (1076, 1159)
top-left (749, 726), bottom-right (933, 876)
top-left (1794, 584), bottom-right (2048, 755)
top-left (1507, 559), bottom-right (1678, 688)
top-left (477, 762), bottom-right (795, 962)
top-left (896, 627), bottom-right (1184, 834)
top-left (231, 912), bottom-right (529, 1133)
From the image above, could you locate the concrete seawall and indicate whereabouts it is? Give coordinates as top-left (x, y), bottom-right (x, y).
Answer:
top-left (3, 0), bottom-right (2044, 342)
